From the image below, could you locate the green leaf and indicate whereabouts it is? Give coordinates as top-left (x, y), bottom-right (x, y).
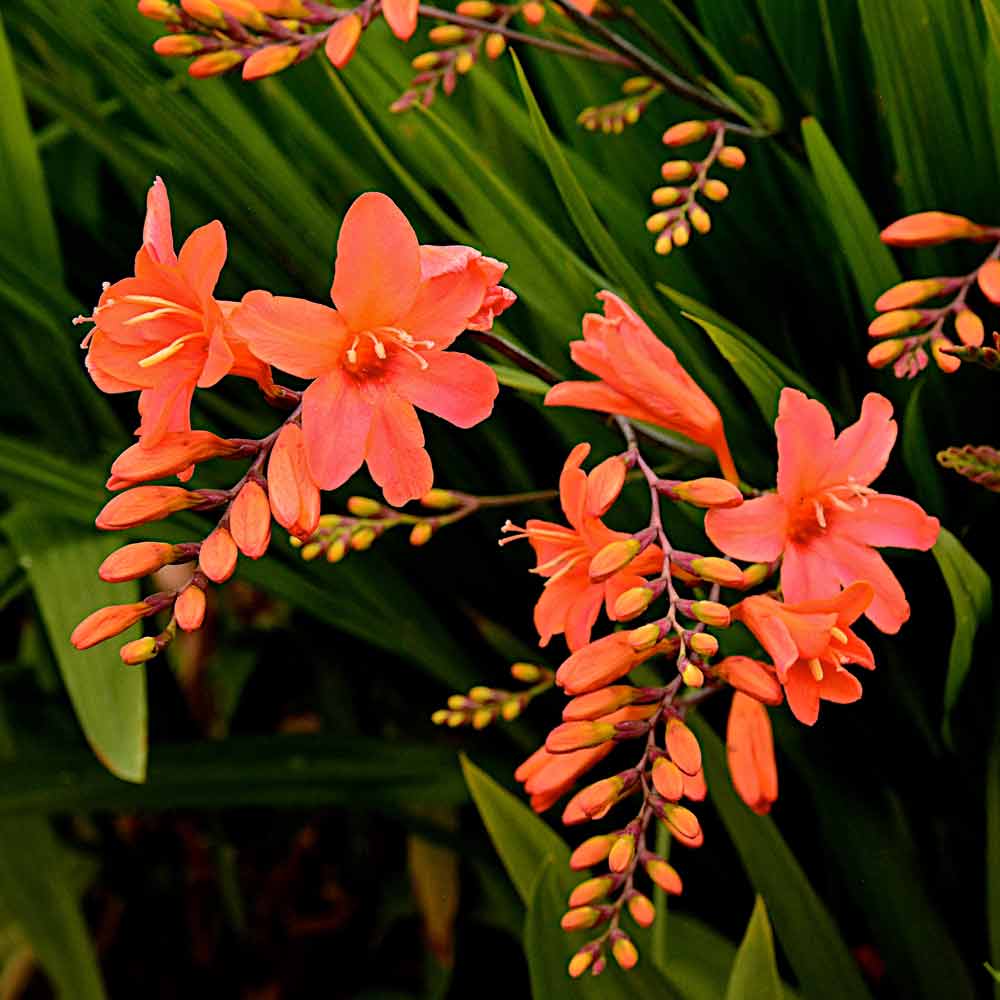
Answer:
top-left (0, 12), bottom-right (61, 278)
top-left (989, 723), bottom-right (1000, 1000)
top-left (932, 528), bottom-right (992, 744)
top-left (801, 116), bottom-right (901, 310)
top-left (4, 510), bottom-right (147, 783)
top-left (725, 896), bottom-right (782, 1000)
top-left (986, 0), bottom-right (1000, 60)
top-left (690, 716), bottom-right (873, 1000)
top-left (0, 817), bottom-right (106, 999)
top-left (902, 380), bottom-right (949, 516)
top-left (491, 364), bottom-right (550, 396)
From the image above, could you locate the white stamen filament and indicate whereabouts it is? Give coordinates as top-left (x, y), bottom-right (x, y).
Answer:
top-left (346, 335), bottom-right (360, 366)
top-left (364, 331), bottom-right (387, 359)
top-left (830, 626), bottom-right (848, 644)
top-left (813, 499), bottom-right (827, 529)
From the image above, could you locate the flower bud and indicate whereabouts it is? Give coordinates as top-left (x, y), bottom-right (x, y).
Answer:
top-left (589, 537), bottom-right (641, 582)
top-left (521, 1), bottom-right (545, 24)
top-left (99, 542), bottom-right (178, 582)
top-left (546, 721), bottom-right (616, 753)
top-left (420, 488), bottom-right (460, 509)
top-left (563, 686), bottom-right (641, 721)
top-left (97, 486), bottom-right (202, 530)
top-left (429, 24), bottom-right (469, 44)
top-left (627, 892), bottom-right (656, 928)
top-left (651, 186), bottom-right (681, 207)
top-left (688, 600), bottom-right (731, 627)
top-left (931, 336), bottom-right (961, 374)
top-left (188, 51), bottom-right (245, 77)
top-left (672, 222), bottom-right (691, 247)
top-left (560, 906), bottom-right (602, 931)
top-left (568, 949), bottom-right (595, 978)
top-left (510, 662), bottom-right (543, 683)
top-left (665, 717), bottom-right (701, 774)
top-left (108, 431), bottom-right (241, 489)
top-left (230, 481), bottom-right (271, 559)
top-left (350, 526), bottom-right (376, 550)
top-left (703, 179), bottom-right (729, 202)
top-left (586, 455), bottom-right (627, 516)
top-left (613, 586), bottom-right (654, 621)
top-left (868, 309), bottom-right (924, 338)
top-left (652, 756), bottom-right (684, 801)
top-left (955, 308), bottom-right (985, 347)
top-left (570, 833), bottom-right (616, 870)
top-left (661, 160), bottom-right (694, 181)
top-left (200, 526), bottom-right (238, 583)
top-left (662, 120), bottom-right (709, 146)
top-left (979, 259), bottom-right (1000, 304)
top-left (611, 932), bottom-right (638, 969)
top-left (717, 145), bottom-right (746, 169)
top-left (645, 858), bottom-right (682, 894)
top-left (867, 338), bottom-right (906, 369)
top-left (153, 34), bottom-right (205, 56)
top-left (180, 0), bottom-right (226, 25)
top-left (654, 233), bottom-right (673, 256)
top-left (325, 13), bottom-right (362, 68)
top-left (562, 776), bottom-right (625, 823)
top-left (119, 636), bottom-right (158, 665)
top-left (326, 538), bottom-right (347, 562)
top-left (660, 803), bottom-right (703, 846)
top-left (875, 277), bottom-right (949, 311)
top-left (681, 662), bottom-right (704, 688)
top-left (622, 75), bottom-right (653, 94)
top-left (485, 32), bottom-right (506, 59)
top-left (690, 206), bottom-right (711, 234)
top-left (881, 211), bottom-right (987, 247)
top-left (138, 0), bottom-right (182, 22)
top-left (646, 211), bottom-right (672, 234)
top-left (689, 556), bottom-right (744, 588)
top-left (627, 622), bottom-right (662, 651)
top-left (455, 50), bottom-right (474, 74)
top-left (683, 767), bottom-right (707, 801)
top-left (411, 51), bottom-right (441, 71)
top-left (673, 477), bottom-right (743, 509)
top-left (608, 833), bottom-right (635, 873)
top-left (72, 601), bottom-right (155, 650)
top-left (174, 585), bottom-right (206, 632)
top-left (738, 563), bottom-right (771, 589)
top-left (689, 632), bottom-right (718, 657)
top-left (409, 522), bottom-right (433, 546)
top-left (243, 43), bottom-right (299, 81)
top-left (456, 0), bottom-right (495, 14)
top-left (431, 708), bottom-right (449, 725)
top-left (569, 876), bottom-right (615, 907)
top-left (727, 691), bottom-right (778, 815)
top-left (215, 0), bottom-right (268, 28)
top-left (347, 496), bottom-right (382, 517)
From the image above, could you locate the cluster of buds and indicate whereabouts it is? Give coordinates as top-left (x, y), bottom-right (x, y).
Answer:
top-left (431, 662), bottom-right (555, 727)
top-left (577, 76), bottom-right (664, 134)
top-left (869, 211), bottom-right (1000, 377)
top-left (646, 119), bottom-right (747, 255)
top-left (936, 444), bottom-right (1000, 493)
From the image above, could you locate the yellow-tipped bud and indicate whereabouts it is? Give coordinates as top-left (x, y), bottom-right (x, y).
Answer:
top-left (522, 1), bottom-right (545, 24)
top-left (690, 206), bottom-right (711, 234)
top-left (955, 308), bottom-right (985, 347)
top-left (501, 699), bottom-right (521, 721)
top-left (622, 75), bottom-right (653, 94)
top-left (627, 893), bottom-right (656, 928)
top-left (589, 538), bottom-right (641, 582)
top-left (119, 636), bottom-right (158, 665)
top-left (568, 876), bottom-right (614, 907)
top-left (875, 278), bottom-right (947, 311)
top-left (188, 50), bottom-right (244, 77)
top-left (654, 233), bottom-right (673, 255)
top-left (611, 934), bottom-right (639, 969)
top-left (288, 535), bottom-right (303, 548)
top-left (682, 662), bottom-right (705, 688)
top-left (411, 51), bottom-right (441, 71)
top-left (608, 833), bottom-right (635, 873)
top-left (689, 632), bottom-right (718, 657)
top-left (560, 906), bottom-right (601, 931)
top-left (662, 120), bottom-right (709, 146)
top-left (510, 662), bottom-right (542, 683)
top-left (651, 186), bottom-right (680, 206)
top-left (326, 538), bottom-right (347, 563)
top-left (570, 833), bottom-right (616, 870)
top-left (645, 858), bottom-right (683, 894)
top-left (703, 179), bottom-right (729, 202)
top-left (457, 0), bottom-right (495, 14)
top-left (347, 496), bottom-right (382, 516)
top-left (868, 308), bottom-right (923, 338)
top-left (350, 527), bottom-right (376, 551)
top-left (931, 336), bottom-right (961, 374)
top-left (672, 222), bottom-right (690, 247)
top-left (215, 0), bottom-right (268, 29)
top-left (546, 721), bottom-right (616, 753)
top-left (446, 711), bottom-right (465, 728)
top-left (472, 708), bottom-right (494, 729)
top-left (409, 522), bottom-right (433, 546)
top-left (690, 600), bottom-right (731, 627)
top-left (661, 160), bottom-right (694, 181)
top-left (300, 542), bottom-right (323, 561)
top-left (717, 145), bottom-right (747, 169)
top-left (673, 477), bottom-right (743, 509)
top-left (431, 709), bottom-right (449, 725)
top-left (243, 43), bottom-right (299, 81)
top-left (469, 686), bottom-right (493, 702)
top-left (628, 623), bottom-right (662, 650)
top-left (485, 32), bottom-right (506, 59)
top-left (690, 556), bottom-right (744, 588)
top-left (867, 338), bottom-right (906, 369)
top-left (455, 49), bottom-right (474, 73)
top-left (739, 563), bottom-right (771, 588)
top-left (646, 211), bottom-right (672, 234)
top-left (154, 34), bottom-right (205, 56)
top-left (180, 0), bottom-right (226, 25)
top-left (447, 694), bottom-right (467, 709)
top-left (613, 586), bottom-right (654, 621)
top-left (138, 0), bottom-right (182, 23)
top-left (429, 24), bottom-right (469, 44)
top-left (568, 949), bottom-right (595, 978)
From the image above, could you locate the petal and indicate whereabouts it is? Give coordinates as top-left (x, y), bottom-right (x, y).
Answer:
top-left (331, 193), bottom-right (421, 330)
top-left (87, 332), bottom-right (161, 390)
top-left (826, 536), bottom-right (911, 634)
top-left (381, 0), bottom-right (418, 39)
top-left (302, 369), bottom-right (373, 490)
top-left (534, 568), bottom-right (589, 647)
top-left (365, 391), bottom-right (433, 506)
top-left (835, 495), bottom-right (939, 551)
top-left (391, 351), bottom-right (498, 428)
top-left (564, 584), bottom-right (605, 651)
top-left (827, 393), bottom-right (896, 488)
top-left (832, 580), bottom-right (875, 629)
top-left (230, 291), bottom-right (346, 378)
top-left (775, 388), bottom-right (836, 501)
top-left (198, 325), bottom-right (235, 388)
top-left (751, 612), bottom-right (799, 675)
top-left (820, 666), bottom-right (863, 704)
top-left (704, 493), bottom-right (787, 562)
top-left (142, 176), bottom-right (177, 265)
top-left (545, 379), bottom-right (657, 424)
top-left (178, 220), bottom-right (226, 301)
top-left (780, 540), bottom-right (842, 604)
top-left (136, 373), bottom-right (196, 448)
top-left (783, 665), bottom-right (820, 725)
top-left (559, 443), bottom-right (591, 530)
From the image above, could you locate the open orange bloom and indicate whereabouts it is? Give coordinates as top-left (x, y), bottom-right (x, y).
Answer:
top-left (231, 193), bottom-right (513, 506)
top-left (545, 292), bottom-right (738, 483)
top-left (733, 582), bottom-right (876, 725)
top-left (706, 389), bottom-right (939, 633)
top-left (81, 177), bottom-right (271, 454)
top-left (501, 443), bottom-right (662, 650)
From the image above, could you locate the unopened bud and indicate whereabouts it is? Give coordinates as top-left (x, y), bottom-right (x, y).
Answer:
top-left (622, 75), bottom-right (652, 94)
top-left (347, 496), bottom-right (382, 517)
top-left (568, 949), bottom-right (595, 978)
top-left (188, 50), bottom-right (244, 77)
top-left (589, 537), bottom-right (641, 582)
top-left (660, 803), bottom-right (703, 846)
top-left (739, 563), bottom-right (771, 589)
top-left (931, 336), bottom-right (961, 374)
top-left (652, 757), bottom-right (684, 801)
top-left (689, 600), bottom-right (731, 627)
top-left (485, 32), bottom-right (506, 59)
top-left (180, 0), bottom-right (226, 26)
top-left (672, 222), bottom-right (690, 247)
top-left (200, 526), bottom-right (238, 583)
top-left (703, 179), bottom-right (729, 202)
top-left (300, 542), bottom-right (323, 560)
top-left (431, 709), bottom-right (449, 725)
top-left (99, 542), bottom-right (178, 583)
top-left (690, 556), bottom-right (744, 588)
top-left (563, 776), bottom-right (625, 823)
top-left (215, 0), bottom-right (268, 28)
top-left (569, 876), bottom-right (615, 907)
top-left (429, 24), bottom-right (469, 44)
top-left (868, 308), bottom-right (924, 338)
top-left (546, 720), bottom-right (615, 753)
top-left (690, 206), bottom-right (711, 234)
top-left (867, 338), bottom-right (906, 369)
top-left (682, 662), bottom-right (705, 687)
top-left (456, 0), bottom-right (495, 14)
top-left (522, 1), bottom-right (545, 24)
top-left (510, 662), bottom-right (543, 683)
top-left (654, 233), bottom-right (673, 256)
top-left (645, 858), bottom-right (683, 894)
top-left (688, 633), bottom-right (718, 661)
top-left (666, 718), bottom-right (701, 774)
top-left (717, 145), bottom-right (746, 169)
top-left (881, 211), bottom-right (987, 247)
top-left (138, 0), bottom-right (182, 22)
top-left (608, 833), bottom-right (635, 873)
top-left (471, 708), bottom-right (493, 729)
top-left (646, 211), bottom-right (672, 234)
top-left (119, 636), bottom-right (158, 665)
top-left (662, 120), bottom-right (709, 146)
top-left (153, 34), bottom-right (204, 56)
top-left (409, 522), bottom-right (433, 546)
top-left (627, 892), bottom-right (656, 928)
top-left (715, 655), bottom-right (783, 704)
top-left (243, 43), bottom-right (299, 81)
top-left (672, 477), bottom-right (743, 509)
top-left (500, 699), bottom-right (521, 721)
top-left (350, 527), bottom-right (376, 551)
top-left (420, 488), bottom-right (459, 509)
top-left (325, 13), bottom-right (362, 68)
top-left (411, 51), bottom-right (441, 71)
top-left (661, 160), bottom-right (693, 181)
top-left (96, 486), bottom-right (202, 531)
top-left (560, 906), bottom-right (601, 931)
top-left (563, 686), bottom-right (640, 720)
top-left (627, 622), bottom-right (662, 650)
top-left (979, 259), bottom-right (1000, 303)
top-left (71, 601), bottom-right (155, 650)
top-left (875, 277), bottom-right (949, 311)
top-left (326, 538), bottom-right (347, 563)
top-left (613, 586), bottom-right (654, 621)
top-left (174, 585), bottom-right (206, 632)
top-left (611, 932), bottom-right (638, 969)
top-left (955, 308), bottom-right (985, 347)
top-left (570, 834), bottom-right (616, 870)
top-left (455, 50), bottom-right (474, 73)
top-left (651, 186), bottom-right (681, 206)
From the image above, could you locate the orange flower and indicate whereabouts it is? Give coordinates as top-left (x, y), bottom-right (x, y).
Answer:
top-left (80, 177), bottom-right (271, 458)
top-left (545, 292), bottom-right (738, 483)
top-left (501, 443), bottom-right (662, 651)
top-left (706, 389), bottom-right (940, 633)
top-left (96, 485), bottom-right (206, 530)
top-left (231, 193), bottom-right (513, 506)
top-left (107, 430), bottom-right (242, 489)
top-left (733, 582), bottom-right (876, 725)
top-left (556, 630), bottom-right (677, 695)
top-left (726, 692), bottom-right (778, 814)
top-left (515, 744), bottom-right (615, 814)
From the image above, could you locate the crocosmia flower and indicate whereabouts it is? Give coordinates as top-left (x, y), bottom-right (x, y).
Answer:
top-left (501, 443), bottom-right (662, 651)
top-left (544, 292), bottom-right (738, 483)
top-left (706, 389), bottom-right (939, 633)
top-left (80, 177), bottom-right (271, 451)
top-left (231, 192), bottom-right (513, 507)
top-left (734, 582), bottom-right (875, 725)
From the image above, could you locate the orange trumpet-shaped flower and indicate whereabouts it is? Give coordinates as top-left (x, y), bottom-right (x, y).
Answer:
top-left (501, 443), bottom-right (662, 651)
top-left (544, 292), bottom-right (738, 483)
top-left (267, 423), bottom-right (320, 540)
top-left (515, 743), bottom-right (615, 814)
top-left (107, 430), bottom-right (242, 489)
top-left (726, 692), bottom-right (778, 814)
top-left (733, 582), bottom-right (876, 725)
top-left (231, 193), bottom-right (513, 506)
top-left (96, 485), bottom-right (206, 530)
top-left (705, 389), bottom-right (939, 633)
top-left (556, 630), bottom-right (678, 695)
top-left (81, 177), bottom-right (271, 461)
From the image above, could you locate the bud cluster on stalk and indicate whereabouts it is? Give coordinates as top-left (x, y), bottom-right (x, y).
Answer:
top-left (870, 211), bottom-right (1000, 378)
top-left (431, 662), bottom-right (555, 728)
top-left (646, 119), bottom-right (747, 255)
top-left (577, 76), bottom-right (665, 134)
